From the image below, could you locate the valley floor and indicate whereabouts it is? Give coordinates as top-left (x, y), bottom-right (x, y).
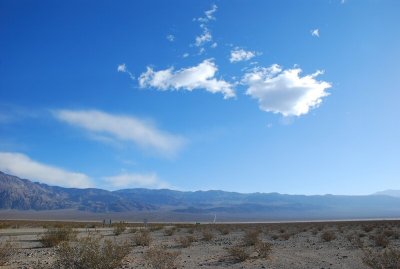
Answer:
top-left (0, 220), bottom-right (399, 268)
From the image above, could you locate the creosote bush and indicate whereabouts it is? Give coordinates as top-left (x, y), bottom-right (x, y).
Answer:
top-left (54, 236), bottom-right (130, 269)
top-left (134, 229), bottom-right (152, 246)
top-left (363, 248), bottom-right (400, 269)
top-left (374, 233), bottom-right (390, 248)
top-left (202, 230), bottom-right (214, 241)
top-left (40, 227), bottom-right (77, 247)
top-left (144, 245), bottom-right (180, 269)
top-left (176, 235), bottom-right (195, 248)
top-left (227, 245), bottom-right (250, 263)
top-left (113, 223), bottom-right (126, 236)
top-left (0, 239), bottom-right (14, 266)
top-left (321, 230), bottom-right (336, 242)
top-left (255, 241), bottom-right (272, 259)
top-left (242, 229), bottom-right (260, 246)
top-left (163, 227), bottom-right (175, 236)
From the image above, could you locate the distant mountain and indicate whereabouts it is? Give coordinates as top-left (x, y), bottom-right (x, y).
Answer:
top-left (1, 171), bottom-right (400, 220)
top-left (374, 190), bottom-right (400, 198)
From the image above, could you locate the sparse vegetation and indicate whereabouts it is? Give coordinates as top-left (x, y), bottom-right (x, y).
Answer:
top-left (163, 227), bottom-right (175, 236)
top-left (54, 235), bottom-right (130, 269)
top-left (373, 233), bottom-right (390, 248)
top-left (134, 229), bottom-right (152, 246)
top-left (113, 223), bottom-right (126, 236)
top-left (242, 229), bottom-right (260, 246)
top-left (176, 235), bottom-right (195, 248)
top-left (363, 248), bottom-right (400, 269)
top-left (321, 230), bottom-right (336, 242)
top-left (202, 229), bottom-right (214, 241)
top-left (254, 241), bottom-right (272, 259)
top-left (144, 245), bottom-right (180, 269)
top-left (39, 227), bottom-right (77, 247)
top-left (0, 239), bottom-right (14, 266)
top-left (227, 245), bottom-right (250, 263)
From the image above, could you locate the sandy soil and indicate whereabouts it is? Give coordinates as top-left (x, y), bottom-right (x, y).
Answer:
top-left (0, 220), bottom-right (399, 268)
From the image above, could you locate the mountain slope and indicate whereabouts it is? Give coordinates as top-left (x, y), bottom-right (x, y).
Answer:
top-left (1, 171), bottom-right (400, 220)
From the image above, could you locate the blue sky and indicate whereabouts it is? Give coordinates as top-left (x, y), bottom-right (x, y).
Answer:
top-left (1, 0), bottom-right (399, 195)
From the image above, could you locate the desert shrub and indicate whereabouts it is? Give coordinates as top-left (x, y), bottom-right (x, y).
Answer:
top-left (374, 233), bottom-right (390, 248)
top-left (311, 229), bottom-right (319, 235)
top-left (202, 230), bottom-right (214, 241)
top-left (347, 233), bottom-right (364, 248)
top-left (54, 236), bottom-right (130, 269)
top-left (280, 232), bottom-right (291, 241)
top-left (163, 227), bottom-right (175, 236)
top-left (227, 245), bottom-right (250, 263)
top-left (321, 230), bottom-right (336, 242)
top-left (363, 248), bottom-right (400, 269)
top-left (128, 227), bottom-right (137, 233)
top-left (176, 235), bottom-right (195, 248)
top-left (144, 245), bottom-right (180, 269)
top-left (383, 229), bottom-right (396, 238)
top-left (149, 225), bottom-right (164, 232)
top-left (271, 234), bottom-right (279, 240)
top-left (242, 229), bottom-right (260, 246)
top-left (0, 239), bottom-right (13, 266)
top-left (187, 228), bottom-right (194, 234)
top-left (217, 226), bottom-right (230, 235)
top-left (254, 241), bottom-right (272, 259)
top-left (40, 227), bottom-right (77, 247)
top-left (113, 223), bottom-right (126, 236)
top-left (134, 229), bottom-right (152, 246)
top-left (363, 225), bottom-right (374, 233)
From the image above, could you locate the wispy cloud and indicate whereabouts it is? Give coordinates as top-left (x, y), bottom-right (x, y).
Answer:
top-left (230, 48), bottom-right (257, 63)
top-left (311, 29), bottom-right (320, 37)
top-left (139, 59), bottom-right (235, 99)
top-left (243, 65), bottom-right (331, 116)
top-left (193, 5), bottom-right (218, 51)
top-left (103, 172), bottom-right (169, 189)
top-left (0, 152), bottom-right (93, 188)
top-left (53, 109), bottom-right (185, 156)
top-left (195, 29), bottom-right (212, 47)
top-left (117, 63), bottom-right (135, 80)
top-left (196, 4), bottom-right (217, 23)
top-left (166, 34), bottom-right (175, 42)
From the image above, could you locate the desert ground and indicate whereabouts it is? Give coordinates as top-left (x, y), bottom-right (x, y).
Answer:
top-left (0, 220), bottom-right (399, 268)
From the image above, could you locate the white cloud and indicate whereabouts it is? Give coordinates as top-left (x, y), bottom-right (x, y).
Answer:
top-left (117, 63), bottom-right (135, 80)
top-left (139, 59), bottom-right (235, 99)
top-left (230, 48), bottom-right (256, 63)
top-left (103, 172), bottom-right (169, 189)
top-left (243, 65), bottom-right (331, 116)
top-left (196, 4), bottom-right (217, 23)
top-left (182, 53), bottom-right (189, 58)
top-left (311, 29), bottom-right (320, 37)
top-left (211, 42), bottom-right (218, 48)
top-left (166, 34), bottom-right (175, 42)
top-left (193, 5), bottom-right (217, 50)
top-left (195, 28), bottom-right (212, 47)
top-left (0, 152), bottom-right (93, 188)
top-left (53, 109), bottom-right (185, 156)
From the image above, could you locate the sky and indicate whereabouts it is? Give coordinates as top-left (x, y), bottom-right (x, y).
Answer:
top-left (0, 0), bottom-right (399, 195)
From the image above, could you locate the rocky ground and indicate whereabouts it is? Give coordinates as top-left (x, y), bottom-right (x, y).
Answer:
top-left (0, 220), bottom-right (399, 268)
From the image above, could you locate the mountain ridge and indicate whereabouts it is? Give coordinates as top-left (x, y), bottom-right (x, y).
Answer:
top-left (1, 171), bottom-right (400, 220)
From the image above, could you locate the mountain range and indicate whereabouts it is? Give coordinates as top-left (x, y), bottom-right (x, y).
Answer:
top-left (1, 171), bottom-right (400, 221)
